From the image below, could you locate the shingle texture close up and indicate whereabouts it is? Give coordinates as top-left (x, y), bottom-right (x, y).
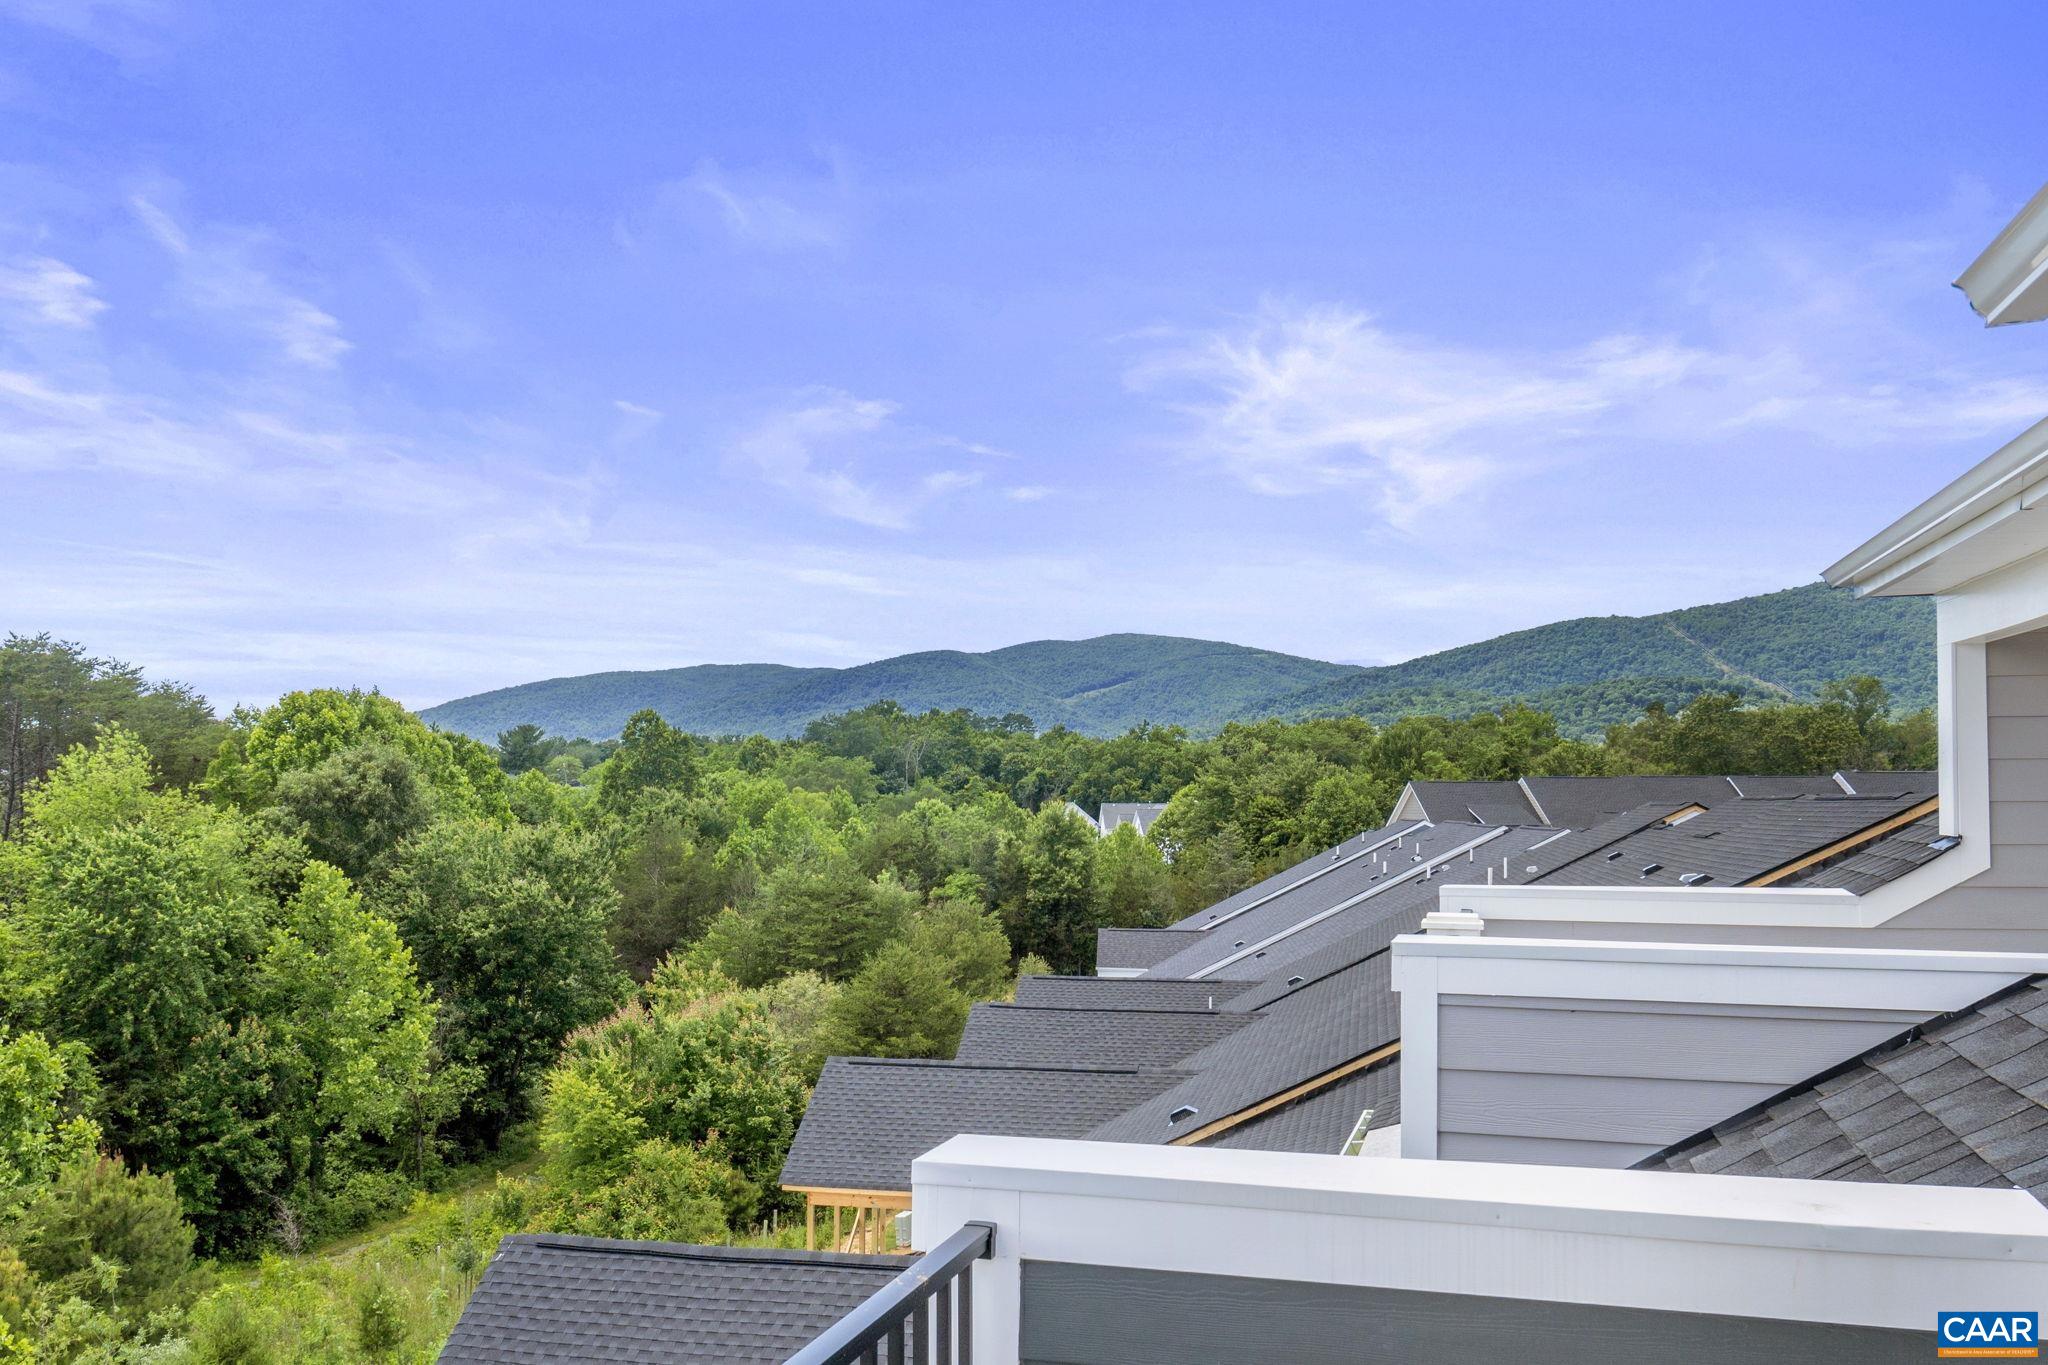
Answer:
top-left (780, 1059), bottom-right (1185, 1192)
top-left (1778, 814), bottom-right (1953, 894)
top-left (1201, 1057), bottom-right (1401, 1153)
top-left (954, 1003), bottom-right (1252, 1069)
top-left (440, 1235), bottom-right (903, 1364)
top-left (1641, 977), bottom-right (2048, 1204)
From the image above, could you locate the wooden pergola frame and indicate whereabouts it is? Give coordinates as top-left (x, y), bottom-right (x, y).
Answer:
top-left (787, 1186), bottom-right (914, 1254)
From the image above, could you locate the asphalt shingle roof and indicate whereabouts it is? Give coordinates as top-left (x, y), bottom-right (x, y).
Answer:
top-left (1640, 977), bottom-right (2048, 1205)
top-left (1778, 814), bottom-right (1954, 894)
top-left (954, 1003), bottom-right (1252, 1069)
top-left (1200, 1058), bottom-right (1402, 1154)
top-left (1137, 822), bottom-right (1507, 979)
top-left (779, 1060), bottom-right (1184, 1192)
top-left (441, 1235), bottom-right (903, 1364)
top-left (1161, 823), bottom-right (1427, 930)
top-left (1529, 793), bottom-right (1930, 889)
top-left (1087, 952), bottom-right (1401, 1144)
top-left (1011, 976), bottom-right (1249, 1010)
top-left (1402, 780), bottom-right (1542, 824)
top-left (1094, 927), bottom-right (1209, 970)
top-left (1097, 802), bottom-right (1169, 837)
top-left (1522, 774), bottom-right (1844, 827)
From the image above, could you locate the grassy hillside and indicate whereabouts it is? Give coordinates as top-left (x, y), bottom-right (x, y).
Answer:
top-left (420, 585), bottom-right (1935, 741)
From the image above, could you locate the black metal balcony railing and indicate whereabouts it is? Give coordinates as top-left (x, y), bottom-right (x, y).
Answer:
top-left (786, 1220), bottom-right (996, 1365)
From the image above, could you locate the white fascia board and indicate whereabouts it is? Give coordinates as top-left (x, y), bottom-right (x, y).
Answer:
top-left (911, 1134), bottom-right (2048, 1336)
top-left (1823, 415), bottom-right (2048, 597)
top-left (1957, 181), bottom-right (2048, 326)
top-left (1189, 826), bottom-right (1506, 979)
top-left (1093, 966), bottom-right (1145, 978)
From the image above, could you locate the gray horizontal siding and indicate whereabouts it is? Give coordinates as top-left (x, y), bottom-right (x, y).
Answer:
top-left (1019, 1261), bottom-right (1927, 1365)
top-left (1439, 1069), bottom-right (1781, 1146)
top-left (1439, 998), bottom-right (1920, 1085)
top-left (1433, 999), bottom-right (1919, 1166)
top-left (1436, 1132), bottom-right (1662, 1166)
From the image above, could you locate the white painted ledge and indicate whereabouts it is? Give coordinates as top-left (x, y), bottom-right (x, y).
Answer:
top-left (911, 1134), bottom-right (2048, 1361)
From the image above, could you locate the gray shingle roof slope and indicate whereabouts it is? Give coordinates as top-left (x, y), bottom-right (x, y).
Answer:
top-left (1208, 824), bottom-right (1572, 981)
top-left (1838, 769), bottom-right (1937, 796)
top-left (779, 1059), bottom-right (1185, 1192)
top-left (1777, 814), bottom-right (1954, 894)
top-left (1528, 792), bottom-right (1930, 889)
top-left (1097, 802), bottom-right (1169, 836)
top-left (1094, 927), bottom-right (1208, 970)
top-left (1087, 952), bottom-right (1401, 1143)
top-left (1639, 977), bottom-right (2048, 1205)
top-left (1137, 822), bottom-right (1508, 980)
top-left (441, 1235), bottom-right (903, 1364)
top-left (1011, 976), bottom-right (1250, 1010)
top-left (954, 1003), bottom-right (1253, 1069)
top-left (1498, 802), bottom-right (1710, 884)
top-left (1201, 1057), bottom-right (1401, 1154)
top-left (1161, 823), bottom-right (1426, 931)
top-left (1403, 780), bottom-right (1540, 824)
top-left (1521, 774), bottom-right (1834, 827)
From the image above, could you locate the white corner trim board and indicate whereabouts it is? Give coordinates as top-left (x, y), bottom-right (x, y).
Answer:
top-left (910, 1133), bottom-right (2048, 1360)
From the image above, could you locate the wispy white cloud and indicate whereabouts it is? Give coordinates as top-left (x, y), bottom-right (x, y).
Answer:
top-left (0, 254), bottom-right (106, 327)
top-left (131, 192), bottom-right (352, 368)
top-left (1130, 231), bottom-right (2048, 529)
top-left (626, 152), bottom-right (857, 254)
top-left (1004, 485), bottom-right (1051, 502)
top-left (726, 388), bottom-right (992, 530)
top-left (0, 0), bottom-right (181, 62)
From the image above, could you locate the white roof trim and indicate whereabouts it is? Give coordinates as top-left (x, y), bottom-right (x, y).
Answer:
top-left (1956, 181), bottom-right (2048, 326)
top-left (1821, 413), bottom-right (2048, 596)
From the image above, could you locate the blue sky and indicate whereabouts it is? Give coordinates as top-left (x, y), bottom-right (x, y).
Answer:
top-left (3, 1), bottom-right (2045, 711)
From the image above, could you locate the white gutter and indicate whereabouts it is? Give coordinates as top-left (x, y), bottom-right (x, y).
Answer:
top-left (1822, 414), bottom-right (2048, 594)
top-left (1957, 180), bottom-right (2048, 326)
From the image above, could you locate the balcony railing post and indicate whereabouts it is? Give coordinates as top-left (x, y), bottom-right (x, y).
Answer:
top-left (785, 1221), bottom-right (995, 1365)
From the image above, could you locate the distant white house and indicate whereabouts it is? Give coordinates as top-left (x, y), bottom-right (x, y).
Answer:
top-left (1095, 801), bottom-right (1169, 838)
top-left (1060, 800), bottom-right (1170, 839)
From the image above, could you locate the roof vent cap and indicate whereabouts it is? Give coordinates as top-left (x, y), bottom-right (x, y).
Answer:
top-left (1639, 862), bottom-right (1663, 877)
top-left (1286, 975), bottom-right (1305, 987)
top-left (1678, 872), bottom-right (1712, 886)
top-left (1167, 1105), bottom-right (1199, 1126)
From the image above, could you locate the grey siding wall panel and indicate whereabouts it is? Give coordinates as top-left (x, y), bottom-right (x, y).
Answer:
top-left (1438, 1069), bottom-right (1779, 1146)
top-left (1989, 801), bottom-right (2048, 843)
top-left (1436, 1132), bottom-right (1662, 1166)
top-left (1433, 999), bottom-right (1920, 1165)
top-left (1438, 1000), bottom-right (1914, 1085)
top-left (1017, 1261), bottom-right (1928, 1365)
top-left (1990, 715), bottom-right (2048, 755)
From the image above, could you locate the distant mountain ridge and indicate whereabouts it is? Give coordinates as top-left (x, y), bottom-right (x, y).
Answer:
top-left (419, 584), bottom-right (1934, 741)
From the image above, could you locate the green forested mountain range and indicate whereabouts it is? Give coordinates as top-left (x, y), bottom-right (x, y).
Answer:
top-left (419, 583), bottom-right (1935, 741)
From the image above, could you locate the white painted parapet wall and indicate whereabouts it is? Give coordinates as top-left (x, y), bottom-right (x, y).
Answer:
top-left (911, 1133), bottom-right (2048, 1365)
